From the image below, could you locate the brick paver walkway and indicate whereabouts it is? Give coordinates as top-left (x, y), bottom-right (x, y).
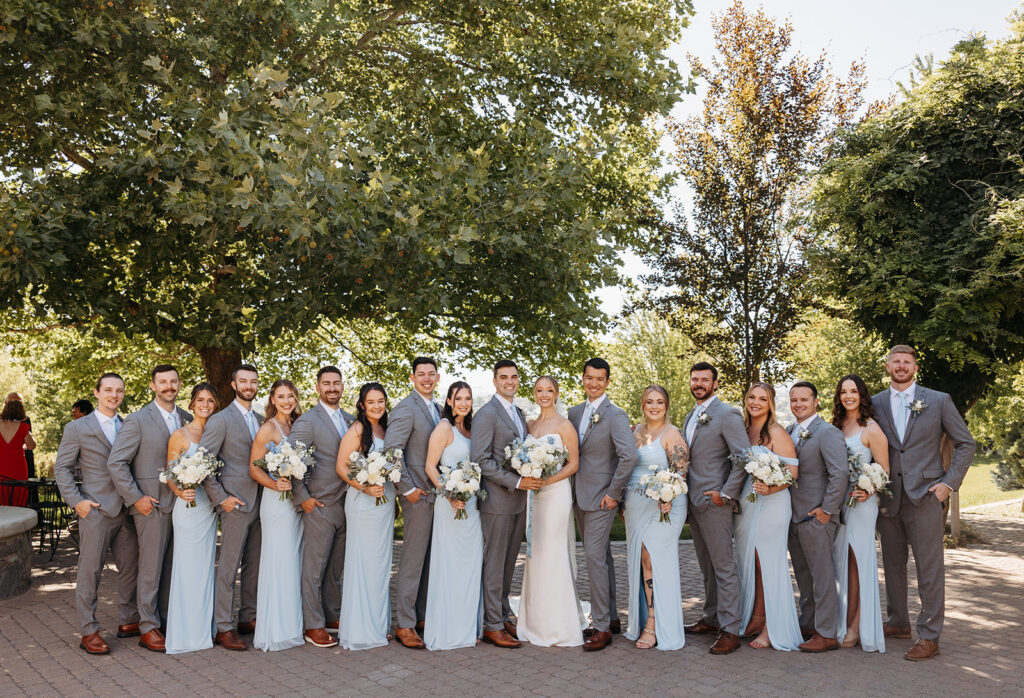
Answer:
top-left (0, 512), bottom-right (1020, 696)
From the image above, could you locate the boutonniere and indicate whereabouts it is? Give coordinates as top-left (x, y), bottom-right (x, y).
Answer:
top-left (590, 411), bottom-right (602, 427)
top-left (909, 400), bottom-right (927, 415)
top-left (697, 412), bottom-right (711, 426)
top-left (798, 428), bottom-right (812, 444)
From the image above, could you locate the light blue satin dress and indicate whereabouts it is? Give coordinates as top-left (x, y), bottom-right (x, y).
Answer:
top-left (734, 445), bottom-right (803, 651)
top-left (254, 426), bottom-right (305, 652)
top-left (834, 431), bottom-right (885, 652)
top-left (339, 436), bottom-right (395, 650)
top-left (623, 438), bottom-right (686, 650)
top-left (423, 429), bottom-right (483, 650)
top-left (166, 437), bottom-right (217, 654)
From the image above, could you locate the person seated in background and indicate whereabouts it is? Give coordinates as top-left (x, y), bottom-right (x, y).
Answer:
top-left (73, 399), bottom-right (95, 420)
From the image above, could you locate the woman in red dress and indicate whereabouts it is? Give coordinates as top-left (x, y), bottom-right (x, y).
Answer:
top-left (0, 400), bottom-right (35, 507)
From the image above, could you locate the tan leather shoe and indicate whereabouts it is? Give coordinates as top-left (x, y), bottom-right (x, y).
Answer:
top-left (236, 620), bottom-right (256, 635)
top-left (80, 632), bottom-right (111, 655)
top-left (503, 621), bottom-right (518, 640)
top-left (799, 633), bottom-right (839, 653)
top-left (481, 629), bottom-right (521, 648)
top-left (396, 627), bottom-right (425, 649)
top-left (304, 627), bottom-right (338, 648)
top-left (138, 628), bottom-right (166, 653)
top-left (116, 622), bottom-right (140, 638)
top-left (709, 631), bottom-right (741, 655)
top-left (884, 624), bottom-right (912, 639)
top-left (214, 629), bottom-right (248, 651)
top-left (582, 630), bottom-right (612, 651)
top-left (904, 638), bottom-right (940, 661)
top-left (415, 620), bottom-right (425, 633)
top-left (685, 619), bottom-right (719, 635)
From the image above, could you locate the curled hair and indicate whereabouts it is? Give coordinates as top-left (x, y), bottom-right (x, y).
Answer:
top-left (640, 384), bottom-right (671, 417)
top-left (831, 374), bottom-right (875, 428)
top-left (265, 379), bottom-right (303, 425)
top-left (187, 382), bottom-right (219, 412)
top-left (355, 382), bottom-right (389, 456)
top-left (742, 382), bottom-right (779, 446)
top-left (442, 381), bottom-right (473, 431)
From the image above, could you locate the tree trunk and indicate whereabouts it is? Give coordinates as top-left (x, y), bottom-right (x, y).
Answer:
top-left (197, 345), bottom-right (241, 411)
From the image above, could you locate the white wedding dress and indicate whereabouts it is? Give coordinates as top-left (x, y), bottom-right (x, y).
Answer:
top-left (515, 433), bottom-right (587, 647)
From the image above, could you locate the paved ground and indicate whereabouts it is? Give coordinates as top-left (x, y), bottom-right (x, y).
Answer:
top-left (0, 512), bottom-right (1021, 697)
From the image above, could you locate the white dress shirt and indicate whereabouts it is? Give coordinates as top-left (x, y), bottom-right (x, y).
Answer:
top-left (95, 411), bottom-right (120, 445)
top-left (234, 399), bottom-right (258, 438)
top-left (578, 393), bottom-right (608, 442)
top-left (685, 394), bottom-right (718, 445)
top-left (320, 400), bottom-right (347, 437)
top-left (157, 403), bottom-right (179, 435)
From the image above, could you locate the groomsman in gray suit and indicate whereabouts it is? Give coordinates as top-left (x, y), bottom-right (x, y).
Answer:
top-left (55, 372), bottom-right (139, 655)
top-left (200, 364), bottom-right (262, 651)
top-left (569, 358), bottom-right (638, 651)
top-left (290, 366), bottom-right (352, 649)
top-left (872, 345), bottom-right (975, 661)
top-left (787, 381), bottom-right (848, 652)
top-left (681, 362), bottom-right (749, 655)
top-left (107, 364), bottom-right (192, 653)
top-left (471, 359), bottom-right (541, 649)
top-left (386, 356), bottom-right (443, 649)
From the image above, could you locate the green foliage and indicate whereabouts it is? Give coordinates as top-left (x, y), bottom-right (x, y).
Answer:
top-left (784, 308), bottom-right (888, 400)
top-left (959, 362), bottom-right (1024, 449)
top-left (993, 417), bottom-right (1024, 491)
top-left (0, 0), bottom-right (693, 385)
top-left (809, 16), bottom-right (1024, 411)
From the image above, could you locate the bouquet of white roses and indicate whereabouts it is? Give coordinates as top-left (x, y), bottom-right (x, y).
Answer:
top-left (846, 451), bottom-right (890, 507)
top-left (348, 447), bottom-right (403, 505)
top-left (503, 435), bottom-right (567, 479)
top-left (253, 440), bottom-right (315, 500)
top-left (159, 447), bottom-right (221, 508)
top-left (639, 466), bottom-right (688, 523)
top-left (737, 449), bottom-right (795, 503)
top-left (436, 459), bottom-right (487, 520)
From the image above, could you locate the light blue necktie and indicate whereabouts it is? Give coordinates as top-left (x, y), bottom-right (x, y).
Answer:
top-left (578, 403), bottom-right (592, 444)
top-left (789, 425), bottom-right (800, 447)
top-left (685, 406), bottom-right (702, 445)
top-left (431, 402), bottom-right (440, 426)
top-left (245, 411), bottom-right (257, 439)
top-left (896, 392), bottom-right (909, 441)
top-left (332, 410), bottom-right (345, 437)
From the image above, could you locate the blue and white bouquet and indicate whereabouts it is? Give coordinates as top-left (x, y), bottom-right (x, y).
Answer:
top-left (348, 447), bottom-right (403, 505)
top-left (639, 467), bottom-right (688, 523)
top-left (253, 440), bottom-right (315, 500)
top-left (437, 459), bottom-right (486, 520)
top-left (503, 435), bottom-right (567, 479)
top-left (159, 447), bottom-right (221, 508)
top-left (846, 451), bottom-right (890, 507)
top-left (735, 449), bottom-right (795, 503)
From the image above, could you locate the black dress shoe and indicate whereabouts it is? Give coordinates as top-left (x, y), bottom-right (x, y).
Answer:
top-left (609, 619), bottom-right (621, 635)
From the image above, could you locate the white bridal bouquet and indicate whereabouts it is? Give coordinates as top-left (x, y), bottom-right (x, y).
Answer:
top-left (253, 440), bottom-right (315, 500)
top-left (503, 435), bottom-right (567, 479)
top-left (846, 451), bottom-right (891, 507)
top-left (737, 449), bottom-right (795, 503)
top-left (639, 466), bottom-right (688, 523)
top-left (348, 447), bottom-right (403, 505)
top-left (437, 459), bottom-right (486, 520)
top-left (159, 447), bottom-right (221, 508)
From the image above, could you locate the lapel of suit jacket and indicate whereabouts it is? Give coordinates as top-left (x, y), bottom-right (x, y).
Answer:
top-left (689, 399), bottom-right (717, 450)
top-left (177, 407), bottom-right (192, 426)
top-left (84, 412), bottom-right (110, 450)
top-left (570, 403), bottom-right (584, 433)
top-left (227, 402), bottom-right (250, 438)
top-left (314, 403), bottom-right (338, 439)
top-left (146, 401), bottom-right (171, 436)
top-left (411, 392), bottom-right (435, 426)
top-left (875, 391), bottom-right (899, 445)
top-left (580, 398), bottom-right (612, 447)
top-left (901, 385), bottom-right (927, 446)
top-left (490, 395), bottom-right (519, 436)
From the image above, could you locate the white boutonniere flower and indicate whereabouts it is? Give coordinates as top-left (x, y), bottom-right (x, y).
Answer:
top-left (909, 400), bottom-right (927, 415)
top-left (590, 411), bottom-right (602, 427)
top-left (697, 412), bottom-right (711, 426)
top-left (798, 428), bottom-right (812, 443)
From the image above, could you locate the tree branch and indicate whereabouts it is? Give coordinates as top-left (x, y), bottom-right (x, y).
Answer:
top-left (62, 149), bottom-right (95, 171)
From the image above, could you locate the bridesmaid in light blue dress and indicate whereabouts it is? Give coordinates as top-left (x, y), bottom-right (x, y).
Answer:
top-left (423, 381), bottom-right (484, 650)
top-left (336, 383), bottom-right (395, 651)
top-left (832, 375), bottom-right (889, 653)
top-left (734, 382), bottom-right (804, 651)
top-left (249, 380), bottom-right (305, 652)
top-left (624, 385), bottom-right (689, 651)
top-left (165, 383), bottom-right (219, 655)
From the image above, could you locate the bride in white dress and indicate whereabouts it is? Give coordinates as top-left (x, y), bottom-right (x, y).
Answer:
top-left (516, 376), bottom-right (587, 647)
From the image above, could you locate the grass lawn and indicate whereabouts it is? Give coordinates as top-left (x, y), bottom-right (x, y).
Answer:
top-left (958, 453), bottom-right (1024, 509)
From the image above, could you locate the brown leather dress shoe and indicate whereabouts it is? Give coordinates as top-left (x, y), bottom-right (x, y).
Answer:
top-left (582, 630), bottom-right (612, 652)
top-left (609, 619), bottom-right (622, 635)
top-left (116, 622), bottom-right (140, 638)
top-left (709, 632), bottom-right (741, 655)
top-left (415, 620), bottom-right (425, 633)
top-left (481, 629), bottom-right (521, 648)
top-left (80, 632), bottom-right (111, 655)
top-left (236, 620), bottom-right (256, 635)
top-left (904, 638), bottom-right (940, 661)
top-left (503, 621), bottom-right (519, 640)
top-left (303, 628), bottom-right (339, 648)
top-left (685, 619), bottom-right (719, 635)
top-left (396, 627), bottom-right (425, 649)
top-left (325, 620), bottom-right (340, 634)
top-left (884, 625), bottom-right (912, 639)
top-left (799, 633), bottom-right (839, 653)
top-left (138, 629), bottom-right (166, 653)
top-left (214, 629), bottom-right (248, 651)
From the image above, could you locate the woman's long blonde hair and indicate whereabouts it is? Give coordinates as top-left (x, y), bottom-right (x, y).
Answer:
top-left (640, 384), bottom-right (671, 423)
top-left (742, 381), bottom-right (779, 446)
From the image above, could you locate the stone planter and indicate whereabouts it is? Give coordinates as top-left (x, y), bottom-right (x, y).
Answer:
top-left (0, 506), bottom-right (38, 599)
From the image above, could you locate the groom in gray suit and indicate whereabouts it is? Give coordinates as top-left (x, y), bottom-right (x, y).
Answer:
top-left (471, 359), bottom-right (541, 649)
top-left (107, 364), bottom-right (192, 653)
top-left (290, 366), bottom-right (353, 649)
top-left (787, 381), bottom-right (848, 652)
top-left (201, 364), bottom-right (262, 651)
top-left (386, 356), bottom-right (443, 649)
top-left (872, 345), bottom-right (975, 661)
top-left (569, 358), bottom-right (638, 651)
top-left (681, 362), bottom-right (749, 655)
top-left (55, 372), bottom-right (139, 655)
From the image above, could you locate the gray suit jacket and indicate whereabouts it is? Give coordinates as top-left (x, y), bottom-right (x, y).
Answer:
top-left (470, 396), bottom-right (527, 516)
top-left (568, 398), bottom-right (638, 511)
top-left (788, 416), bottom-right (848, 522)
top-left (682, 397), bottom-right (749, 510)
top-left (871, 386), bottom-right (975, 514)
top-left (107, 401), bottom-right (193, 514)
top-left (54, 412), bottom-right (124, 517)
top-left (384, 392), bottom-right (440, 499)
top-left (200, 403), bottom-right (263, 511)
top-left (289, 403), bottom-right (353, 507)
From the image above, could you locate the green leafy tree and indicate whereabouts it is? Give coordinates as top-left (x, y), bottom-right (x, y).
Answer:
top-left (783, 308), bottom-right (888, 400)
top-left (809, 15), bottom-right (1024, 412)
top-left (993, 417), bottom-right (1024, 491)
top-left (639, 0), bottom-right (865, 392)
top-left (0, 0), bottom-right (692, 398)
